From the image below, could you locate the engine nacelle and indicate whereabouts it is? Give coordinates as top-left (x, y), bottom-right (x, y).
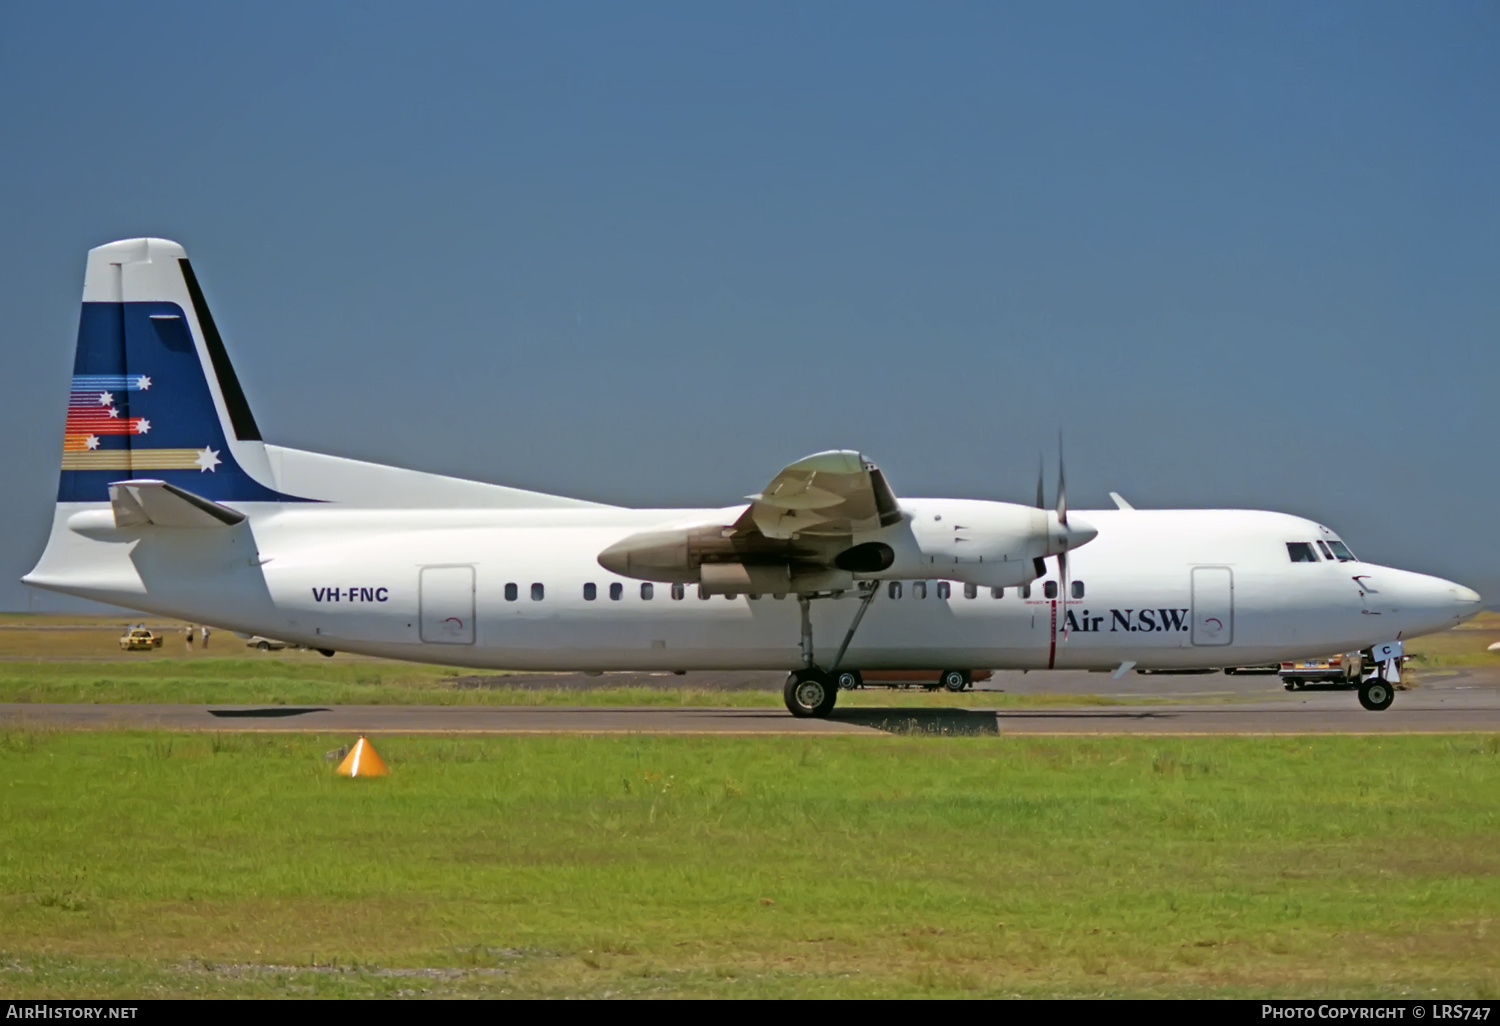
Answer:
top-left (596, 499), bottom-right (1095, 592)
top-left (877, 498), bottom-right (1095, 588)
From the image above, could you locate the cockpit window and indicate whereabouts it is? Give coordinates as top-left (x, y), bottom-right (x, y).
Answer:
top-left (1327, 540), bottom-right (1356, 562)
top-left (1317, 541), bottom-right (1335, 560)
top-left (1286, 542), bottom-right (1319, 563)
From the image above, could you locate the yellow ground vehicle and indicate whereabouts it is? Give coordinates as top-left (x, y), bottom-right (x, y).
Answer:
top-left (118, 628), bottom-right (164, 651)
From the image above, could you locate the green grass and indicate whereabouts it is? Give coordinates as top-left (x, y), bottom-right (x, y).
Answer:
top-left (1, 730), bottom-right (1497, 997)
top-left (0, 656), bottom-right (765, 706)
top-left (1406, 611), bottom-right (1500, 667)
top-left (0, 657), bottom-right (1150, 708)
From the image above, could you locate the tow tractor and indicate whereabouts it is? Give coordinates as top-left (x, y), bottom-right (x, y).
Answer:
top-left (1279, 643), bottom-right (1406, 711)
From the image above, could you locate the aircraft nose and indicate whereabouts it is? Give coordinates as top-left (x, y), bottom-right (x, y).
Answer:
top-left (1375, 569), bottom-right (1482, 634)
top-left (1451, 583), bottom-right (1482, 619)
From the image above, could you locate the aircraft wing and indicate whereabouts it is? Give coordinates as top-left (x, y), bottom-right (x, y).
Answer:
top-left (739, 450), bottom-right (902, 540)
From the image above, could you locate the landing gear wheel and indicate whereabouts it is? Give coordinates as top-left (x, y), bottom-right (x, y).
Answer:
top-left (834, 670), bottom-right (862, 691)
top-left (784, 669), bottom-right (838, 718)
top-left (1358, 680), bottom-right (1394, 711)
top-left (941, 669), bottom-right (969, 693)
top-left (1283, 681), bottom-right (1295, 691)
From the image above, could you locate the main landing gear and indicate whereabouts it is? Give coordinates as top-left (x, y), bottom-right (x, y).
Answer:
top-left (784, 668), bottom-right (839, 718)
top-left (782, 583), bottom-right (879, 718)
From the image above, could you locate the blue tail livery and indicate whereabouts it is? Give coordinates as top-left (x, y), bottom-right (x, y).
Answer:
top-left (58, 238), bottom-right (304, 503)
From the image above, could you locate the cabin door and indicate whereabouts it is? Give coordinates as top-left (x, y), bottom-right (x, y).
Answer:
top-left (420, 565), bottom-right (475, 644)
top-left (1190, 566), bottom-right (1233, 646)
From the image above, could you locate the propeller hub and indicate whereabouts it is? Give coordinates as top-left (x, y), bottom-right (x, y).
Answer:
top-left (1063, 516), bottom-right (1097, 550)
top-left (1045, 512), bottom-right (1097, 555)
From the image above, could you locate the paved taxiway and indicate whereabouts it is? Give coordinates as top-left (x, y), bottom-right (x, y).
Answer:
top-left (3, 666), bottom-right (1498, 736)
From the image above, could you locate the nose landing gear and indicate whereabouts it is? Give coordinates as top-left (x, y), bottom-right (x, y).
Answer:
top-left (1357, 680), bottom-right (1394, 711)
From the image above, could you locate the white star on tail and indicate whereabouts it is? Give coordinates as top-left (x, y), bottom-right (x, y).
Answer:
top-left (135, 376), bottom-right (151, 390)
top-left (85, 435), bottom-right (100, 450)
top-left (98, 391), bottom-right (113, 406)
top-left (107, 407), bottom-right (120, 418)
top-left (194, 447), bottom-right (221, 473)
top-left (135, 419), bottom-right (150, 435)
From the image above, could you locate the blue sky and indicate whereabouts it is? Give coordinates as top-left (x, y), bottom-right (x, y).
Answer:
top-left (2, 1), bottom-right (1497, 609)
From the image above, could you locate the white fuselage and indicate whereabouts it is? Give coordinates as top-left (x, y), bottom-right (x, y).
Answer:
top-left (27, 499), bottom-right (1481, 673)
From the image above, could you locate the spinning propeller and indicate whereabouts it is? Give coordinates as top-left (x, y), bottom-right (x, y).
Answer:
top-left (1035, 434), bottom-right (1084, 639)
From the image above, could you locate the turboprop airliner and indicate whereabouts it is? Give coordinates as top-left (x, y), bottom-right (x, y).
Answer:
top-left (23, 238), bottom-right (1483, 718)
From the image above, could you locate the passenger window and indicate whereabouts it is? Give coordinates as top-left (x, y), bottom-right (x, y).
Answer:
top-left (671, 583), bottom-right (685, 600)
top-left (1071, 580), bottom-right (1084, 599)
top-left (914, 582), bottom-right (927, 599)
top-left (888, 581), bottom-right (902, 600)
top-left (1021, 584), bottom-right (1031, 599)
top-left (991, 587), bottom-right (1004, 599)
top-left (1317, 541), bottom-right (1335, 560)
top-left (1286, 542), bottom-right (1319, 563)
top-left (936, 581), bottom-right (951, 600)
top-left (610, 582), bottom-right (623, 601)
top-left (640, 583), bottom-right (654, 600)
top-left (583, 583), bottom-right (596, 601)
top-left (964, 582), bottom-right (977, 599)
top-left (504, 583), bottom-right (518, 602)
top-left (1043, 581), bottom-right (1058, 599)
top-left (531, 583), bottom-right (544, 601)
top-left (1328, 540), bottom-right (1357, 562)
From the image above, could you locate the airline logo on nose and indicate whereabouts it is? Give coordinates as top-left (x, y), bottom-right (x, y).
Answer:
top-left (60, 373), bottom-right (220, 472)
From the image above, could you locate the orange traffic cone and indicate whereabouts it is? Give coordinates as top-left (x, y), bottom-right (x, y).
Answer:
top-left (335, 735), bottom-right (388, 778)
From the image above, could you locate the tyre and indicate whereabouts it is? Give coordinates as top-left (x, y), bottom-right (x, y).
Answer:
top-left (834, 670), bottom-right (862, 691)
top-left (256, 640), bottom-right (271, 651)
top-left (941, 669), bottom-right (969, 692)
top-left (784, 670), bottom-right (838, 718)
top-left (1358, 680), bottom-right (1394, 711)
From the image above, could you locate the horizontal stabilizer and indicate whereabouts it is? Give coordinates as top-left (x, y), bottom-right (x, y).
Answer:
top-left (109, 479), bottom-right (247, 529)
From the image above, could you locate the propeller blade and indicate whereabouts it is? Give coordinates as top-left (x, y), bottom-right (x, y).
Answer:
top-left (1056, 432), bottom-right (1068, 527)
top-left (1035, 455), bottom-right (1045, 511)
top-left (1059, 548), bottom-right (1070, 640)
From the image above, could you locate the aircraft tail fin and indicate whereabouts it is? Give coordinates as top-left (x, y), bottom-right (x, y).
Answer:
top-left (55, 238), bottom-right (605, 510)
top-left (59, 238), bottom-right (295, 503)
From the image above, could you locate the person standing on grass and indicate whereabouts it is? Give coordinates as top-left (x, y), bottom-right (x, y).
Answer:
top-left (185, 624), bottom-right (194, 650)
top-left (201, 625), bottom-right (210, 649)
